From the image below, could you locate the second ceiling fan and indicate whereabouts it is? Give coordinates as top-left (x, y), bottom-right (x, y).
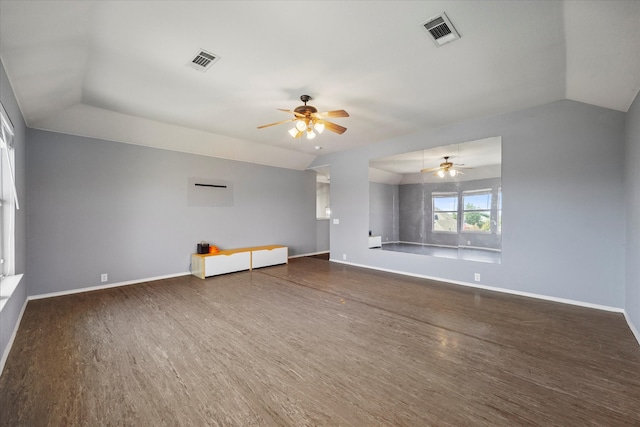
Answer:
top-left (421, 156), bottom-right (471, 177)
top-left (257, 95), bottom-right (349, 140)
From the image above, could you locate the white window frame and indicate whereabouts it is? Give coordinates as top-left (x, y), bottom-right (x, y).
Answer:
top-left (0, 101), bottom-right (21, 311)
top-left (432, 192), bottom-right (458, 233)
top-left (461, 189), bottom-right (492, 233)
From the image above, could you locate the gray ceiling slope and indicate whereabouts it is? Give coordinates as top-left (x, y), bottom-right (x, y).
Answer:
top-left (1, 1), bottom-right (639, 170)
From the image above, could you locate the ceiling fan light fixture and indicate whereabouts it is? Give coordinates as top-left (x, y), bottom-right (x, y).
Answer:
top-left (437, 170), bottom-right (446, 178)
top-left (449, 169), bottom-right (457, 177)
top-left (257, 95), bottom-right (348, 139)
top-left (295, 120), bottom-right (307, 132)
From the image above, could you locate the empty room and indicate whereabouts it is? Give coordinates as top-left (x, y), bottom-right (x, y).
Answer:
top-left (1, 1), bottom-right (639, 425)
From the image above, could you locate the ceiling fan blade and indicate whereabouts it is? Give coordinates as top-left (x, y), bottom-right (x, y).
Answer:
top-left (257, 118), bottom-right (296, 129)
top-left (318, 120), bottom-right (347, 134)
top-left (420, 167), bottom-right (441, 173)
top-left (277, 108), bottom-right (306, 118)
top-left (313, 110), bottom-right (349, 119)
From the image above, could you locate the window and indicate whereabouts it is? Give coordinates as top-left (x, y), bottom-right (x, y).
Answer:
top-left (462, 190), bottom-right (491, 232)
top-left (432, 192), bottom-right (458, 232)
top-left (0, 102), bottom-right (18, 278)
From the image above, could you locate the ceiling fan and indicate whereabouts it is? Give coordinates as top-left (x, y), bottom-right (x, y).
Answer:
top-left (257, 95), bottom-right (349, 140)
top-left (421, 156), bottom-right (470, 177)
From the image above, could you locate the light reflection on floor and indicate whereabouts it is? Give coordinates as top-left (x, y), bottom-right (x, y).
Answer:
top-left (373, 243), bottom-right (501, 264)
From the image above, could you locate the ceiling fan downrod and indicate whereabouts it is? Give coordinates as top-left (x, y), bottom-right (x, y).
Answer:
top-left (300, 94), bottom-right (312, 105)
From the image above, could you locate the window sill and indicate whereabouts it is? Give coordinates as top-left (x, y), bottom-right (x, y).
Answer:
top-left (0, 274), bottom-right (23, 312)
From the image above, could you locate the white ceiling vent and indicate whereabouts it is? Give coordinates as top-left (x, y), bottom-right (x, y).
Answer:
top-left (421, 12), bottom-right (460, 47)
top-left (186, 49), bottom-right (220, 72)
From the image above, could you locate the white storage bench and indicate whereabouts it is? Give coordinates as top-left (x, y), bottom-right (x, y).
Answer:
top-left (191, 245), bottom-right (288, 279)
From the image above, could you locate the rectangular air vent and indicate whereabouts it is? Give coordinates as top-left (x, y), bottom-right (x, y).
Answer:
top-left (186, 49), bottom-right (220, 72)
top-left (421, 12), bottom-right (460, 47)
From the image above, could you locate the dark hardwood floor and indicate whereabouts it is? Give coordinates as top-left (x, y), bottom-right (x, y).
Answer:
top-left (1, 257), bottom-right (639, 426)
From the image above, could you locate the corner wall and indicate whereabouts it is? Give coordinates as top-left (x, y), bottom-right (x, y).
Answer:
top-left (312, 100), bottom-right (627, 309)
top-left (625, 90), bottom-right (640, 341)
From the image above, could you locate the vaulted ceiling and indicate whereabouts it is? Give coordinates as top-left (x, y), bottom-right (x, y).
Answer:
top-left (1, 1), bottom-right (639, 170)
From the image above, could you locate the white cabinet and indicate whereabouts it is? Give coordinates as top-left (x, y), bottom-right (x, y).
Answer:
top-left (191, 245), bottom-right (288, 279)
top-left (205, 251), bottom-right (251, 276)
top-left (252, 246), bottom-right (288, 269)
top-left (368, 235), bottom-right (382, 248)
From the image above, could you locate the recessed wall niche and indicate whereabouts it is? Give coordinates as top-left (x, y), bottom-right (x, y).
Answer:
top-left (368, 137), bottom-right (502, 263)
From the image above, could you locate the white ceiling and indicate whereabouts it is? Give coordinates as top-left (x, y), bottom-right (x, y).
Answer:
top-left (1, 1), bottom-right (639, 170)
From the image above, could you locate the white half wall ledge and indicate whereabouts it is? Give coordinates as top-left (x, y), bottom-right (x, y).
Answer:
top-left (30, 103), bottom-right (317, 171)
top-left (0, 274), bottom-right (24, 313)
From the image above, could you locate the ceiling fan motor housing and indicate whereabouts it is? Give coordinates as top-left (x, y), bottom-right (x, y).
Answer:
top-left (294, 105), bottom-right (318, 116)
top-left (256, 94), bottom-right (348, 136)
top-left (294, 97), bottom-right (318, 130)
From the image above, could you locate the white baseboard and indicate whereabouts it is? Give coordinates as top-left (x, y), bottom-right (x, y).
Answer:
top-left (28, 272), bottom-right (191, 301)
top-left (289, 251), bottom-right (329, 259)
top-left (0, 296), bottom-right (28, 376)
top-left (329, 259), bottom-right (625, 314)
top-left (624, 311), bottom-right (640, 347)
top-left (3, 261), bottom-right (637, 379)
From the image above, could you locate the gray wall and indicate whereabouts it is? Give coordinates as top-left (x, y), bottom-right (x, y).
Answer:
top-left (398, 183), bottom-right (423, 244)
top-left (316, 219), bottom-right (330, 253)
top-left (312, 100), bottom-right (626, 308)
top-left (27, 130), bottom-right (317, 296)
top-left (0, 61), bottom-right (28, 366)
top-left (369, 182), bottom-right (398, 243)
top-left (626, 90), bottom-right (640, 337)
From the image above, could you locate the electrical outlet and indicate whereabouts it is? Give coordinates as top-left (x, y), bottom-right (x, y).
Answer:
top-left (101, 273), bottom-right (108, 283)
top-left (343, 253), bottom-right (347, 260)
top-left (474, 273), bottom-right (480, 282)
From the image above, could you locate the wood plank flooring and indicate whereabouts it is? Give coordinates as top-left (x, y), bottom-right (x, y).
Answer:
top-left (1, 257), bottom-right (639, 426)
